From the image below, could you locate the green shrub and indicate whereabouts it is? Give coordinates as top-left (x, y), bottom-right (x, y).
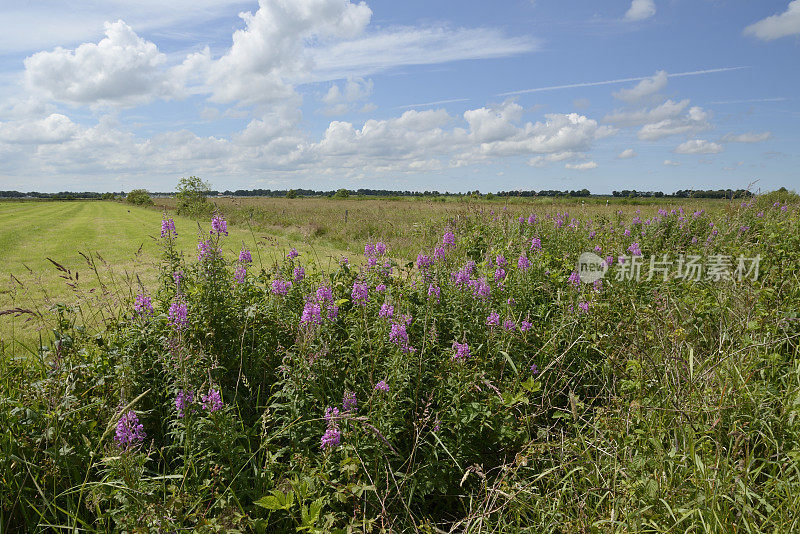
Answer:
top-left (125, 189), bottom-right (154, 206)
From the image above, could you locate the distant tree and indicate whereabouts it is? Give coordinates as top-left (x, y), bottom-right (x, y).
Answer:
top-left (176, 176), bottom-right (211, 216)
top-left (126, 189), bottom-right (154, 206)
top-left (333, 188), bottom-right (350, 199)
top-left (286, 189), bottom-right (297, 199)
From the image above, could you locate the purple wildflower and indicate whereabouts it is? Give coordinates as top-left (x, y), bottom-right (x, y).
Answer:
top-left (568, 271), bottom-right (581, 288)
top-left (503, 318), bottom-right (516, 331)
top-left (452, 341), bottom-right (471, 361)
top-left (494, 267), bottom-right (507, 283)
top-left (389, 322), bottom-right (414, 353)
top-left (168, 299), bottom-right (188, 329)
top-left (520, 320), bottom-right (533, 332)
top-left (374, 380), bottom-right (389, 392)
top-left (375, 241), bottom-right (387, 255)
top-left (496, 255), bottom-right (507, 267)
top-left (115, 410), bottom-right (146, 449)
top-left (238, 248), bottom-right (252, 264)
top-left (530, 237), bottom-right (542, 251)
top-left (434, 245), bottom-right (446, 261)
top-left (234, 264), bottom-right (247, 284)
top-left (442, 231), bottom-right (456, 247)
top-left (375, 283), bottom-right (387, 293)
top-left (428, 283), bottom-right (441, 302)
top-left (627, 242), bottom-right (642, 256)
top-left (175, 389), bottom-right (194, 418)
top-left (173, 270), bottom-right (183, 285)
top-left (134, 293), bottom-right (153, 316)
top-left (517, 254), bottom-right (530, 271)
top-left (320, 426), bottom-right (341, 450)
top-left (530, 363), bottom-right (539, 375)
top-left (416, 252), bottom-right (434, 271)
top-left (379, 302), bottom-right (394, 319)
top-left (201, 388), bottom-right (223, 412)
top-left (486, 311), bottom-right (500, 327)
top-left (300, 300), bottom-right (323, 327)
top-left (351, 281), bottom-right (369, 305)
top-left (210, 215), bottom-right (228, 236)
top-left (342, 391), bottom-right (357, 412)
top-left (605, 256), bottom-right (614, 267)
top-left (364, 243), bottom-right (375, 256)
top-left (578, 301), bottom-right (590, 313)
top-left (271, 279), bottom-right (292, 296)
top-left (294, 266), bottom-right (305, 282)
top-left (287, 248), bottom-right (299, 259)
top-left (160, 218), bottom-right (177, 238)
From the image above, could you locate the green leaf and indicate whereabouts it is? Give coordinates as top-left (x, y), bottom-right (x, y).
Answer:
top-left (254, 489), bottom-right (294, 510)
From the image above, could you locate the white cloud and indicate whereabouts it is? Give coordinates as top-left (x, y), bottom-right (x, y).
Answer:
top-left (320, 77), bottom-right (375, 115)
top-left (613, 70), bottom-right (667, 102)
top-left (565, 161), bottom-right (597, 170)
top-left (618, 148), bottom-right (636, 159)
top-left (308, 26), bottom-right (538, 81)
top-left (674, 139), bottom-right (723, 154)
top-left (744, 1), bottom-right (800, 41)
top-left (23, 20), bottom-right (178, 107)
top-left (625, 0), bottom-right (656, 21)
top-left (198, 0), bottom-right (372, 105)
top-left (721, 131), bottom-right (772, 143)
top-left (0, 114), bottom-right (79, 144)
top-left (637, 106), bottom-right (711, 141)
top-left (663, 159), bottom-right (680, 166)
top-left (605, 99), bottom-right (690, 127)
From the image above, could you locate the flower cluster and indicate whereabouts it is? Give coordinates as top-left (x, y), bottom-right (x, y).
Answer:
top-left (352, 281), bottom-right (369, 305)
top-left (161, 218), bottom-right (177, 238)
top-left (342, 391), bottom-right (357, 412)
top-left (452, 341), bottom-right (471, 361)
top-left (486, 311), bottom-right (500, 328)
top-left (374, 380), bottom-right (389, 392)
top-left (300, 300), bottom-right (323, 328)
top-left (175, 389), bottom-right (194, 418)
top-left (517, 254), bottom-right (530, 272)
top-left (115, 410), bottom-right (146, 449)
top-left (201, 388), bottom-right (223, 412)
top-left (389, 322), bottom-right (415, 353)
top-left (211, 215), bottom-right (228, 236)
top-left (627, 242), bottom-right (642, 256)
top-left (134, 293), bottom-right (153, 316)
top-left (294, 266), bottom-right (305, 283)
top-left (321, 406), bottom-right (342, 450)
top-left (168, 299), bottom-right (188, 329)
top-left (271, 279), bottom-right (292, 296)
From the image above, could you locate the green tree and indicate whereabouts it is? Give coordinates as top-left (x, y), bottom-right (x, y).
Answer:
top-left (176, 176), bottom-right (211, 217)
top-left (125, 189), bottom-right (153, 206)
top-left (333, 188), bottom-right (350, 199)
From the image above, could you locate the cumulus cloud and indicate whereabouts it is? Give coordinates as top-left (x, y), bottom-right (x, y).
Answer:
top-left (637, 106), bottom-right (711, 141)
top-left (721, 131), bottom-right (772, 143)
top-left (613, 70), bottom-right (667, 103)
top-left (197, 0), bottom-right (372, 105)
top-left (625, 0), bottom-right (656, 21)
top-left (23, 20), bottom-right (178, 107)
top-left (618, 148), bottom-right (636, 159)
top-left (0, 114), bottom-right (80, 144)
top-left (320, 77), bottom-right (375, 115)
top-left (674, 139), bottom-right (723, 154)
top-left (565, 161), bottom-right (597, 170)
top-left (744, 1), bottom-right (800, 41)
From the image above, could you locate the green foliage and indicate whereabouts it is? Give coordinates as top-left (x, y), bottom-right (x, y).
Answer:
top-left (176, 175), bottom-right (212, 218)
top-left (2, 195), bottom-right (799, 531)
top-left (125, 188), bottom-right (153, 206)
top-left (333, 188), bottom-right (349, 199)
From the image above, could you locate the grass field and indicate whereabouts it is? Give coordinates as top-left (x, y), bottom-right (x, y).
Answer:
top-left (3, 193), bottom-right (799, 532)
top-left (0, 200), bottom-right (346, 352)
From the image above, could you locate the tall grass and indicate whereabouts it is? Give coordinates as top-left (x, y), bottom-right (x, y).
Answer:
top-left (1, 195), bottom-right (798, 532)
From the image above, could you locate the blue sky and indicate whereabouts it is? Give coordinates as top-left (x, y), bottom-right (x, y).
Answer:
top-left (0, 0), bottom-right (798, 193)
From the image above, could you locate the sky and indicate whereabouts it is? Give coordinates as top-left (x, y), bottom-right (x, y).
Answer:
top-left (0, 0), bottom-right (798, 194)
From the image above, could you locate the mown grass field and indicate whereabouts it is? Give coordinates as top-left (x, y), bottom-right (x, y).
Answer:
top-left (0, 200), bottom-right (345, 352)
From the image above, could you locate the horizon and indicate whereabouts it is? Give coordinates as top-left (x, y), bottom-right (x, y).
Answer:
top-left (1, 1), bottom-right (799, 193)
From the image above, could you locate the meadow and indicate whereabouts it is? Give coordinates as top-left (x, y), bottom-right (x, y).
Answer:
top-left (2, 192), bottom-right (800, 532)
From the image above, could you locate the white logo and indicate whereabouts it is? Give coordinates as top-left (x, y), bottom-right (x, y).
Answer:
top-left (577, 252), bottom-right (608, 283)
